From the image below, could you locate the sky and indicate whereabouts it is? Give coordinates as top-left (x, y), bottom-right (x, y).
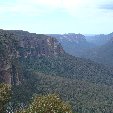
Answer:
top-left (0, 0), bottom-right (113, 34)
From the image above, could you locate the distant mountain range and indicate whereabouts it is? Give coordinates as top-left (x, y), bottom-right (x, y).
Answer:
top-left (85, 32), bottom-right (113, 46)
top-left (49, 32), bottom-right (113, 67)
top-left (48, 33), bottom-right (95, 57)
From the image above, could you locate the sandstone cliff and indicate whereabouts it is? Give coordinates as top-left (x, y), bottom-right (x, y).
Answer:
top-left (0, 29), bottom-right (64, 85)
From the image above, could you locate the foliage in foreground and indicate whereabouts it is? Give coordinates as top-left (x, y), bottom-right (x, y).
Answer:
top-left (16, 94), bottom-right (72, 113)
top-left (0, 83), bottom-right (11, 113)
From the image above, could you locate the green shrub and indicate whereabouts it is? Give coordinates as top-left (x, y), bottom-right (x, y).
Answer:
top-left (17, 94), bottom-right (72, 113)
top-left (0, 83), bottom-right (11, 112)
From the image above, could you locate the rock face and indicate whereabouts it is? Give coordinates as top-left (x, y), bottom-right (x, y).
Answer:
top-left (18, 35), bottom-right (64, 57)
top-left (0, 30), bottom-right (64, 85)
top-left (0, 30), bottom-right (22, 85)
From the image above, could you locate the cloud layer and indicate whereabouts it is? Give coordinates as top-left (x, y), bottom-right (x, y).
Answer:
top-left (0, 0), bottom-right (113, 34)
top-left (0, 0), bottom-right (95, 15)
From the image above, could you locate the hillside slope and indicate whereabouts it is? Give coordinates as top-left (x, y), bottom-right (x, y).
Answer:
top-left (19, 54), bottom-right (113, 86)
top-left (83, 37), bottom-right (113, 67)
top-left (12, 71), bottom-right (113, 113)
top-left (1, 29), bottom-right (113, 113)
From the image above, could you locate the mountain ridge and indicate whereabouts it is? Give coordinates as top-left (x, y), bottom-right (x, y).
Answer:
top-left (48, 33), bottom-right (95, 57)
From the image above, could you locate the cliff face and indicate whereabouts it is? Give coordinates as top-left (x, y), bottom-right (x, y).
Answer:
top-left (0, 30), bottom-right (22, 85)
top-left (18, 35), bottom-right (64, 57)
top-left (0, 30), bottom-right (64, 85)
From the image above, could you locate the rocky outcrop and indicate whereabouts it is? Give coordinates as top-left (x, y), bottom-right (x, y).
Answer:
top-left (18, 35), bottom-right (64, 57)
top-left (0, 30), bottom-right (64, 85)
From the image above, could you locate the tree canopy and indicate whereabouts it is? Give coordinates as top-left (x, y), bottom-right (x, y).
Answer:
top-left (16, 94), bottom-right (72, 113)
top-left (0, 83), bottom-right (11, 113)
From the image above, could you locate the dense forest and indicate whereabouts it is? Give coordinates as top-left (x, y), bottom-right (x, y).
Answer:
top-left (1, 30), bottom-right (113, 113)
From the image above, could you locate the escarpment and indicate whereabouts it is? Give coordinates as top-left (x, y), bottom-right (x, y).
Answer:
top-left (0, 29), bottom-right (64, 85)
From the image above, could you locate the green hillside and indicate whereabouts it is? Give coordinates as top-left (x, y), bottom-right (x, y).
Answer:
top-left (1, 30), bottom-right (113, 113)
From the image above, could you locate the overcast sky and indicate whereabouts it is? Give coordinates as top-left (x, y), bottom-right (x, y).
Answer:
top-left (0, 0), bottom-right (113, 34)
